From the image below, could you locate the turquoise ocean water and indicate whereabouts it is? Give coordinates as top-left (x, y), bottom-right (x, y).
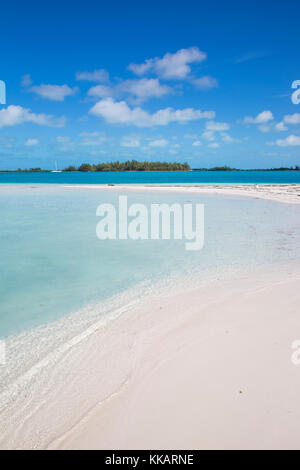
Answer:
top-left (0, 184), bottom-right (300, 340)
top-left (0, 170), bottom-right (300, 185)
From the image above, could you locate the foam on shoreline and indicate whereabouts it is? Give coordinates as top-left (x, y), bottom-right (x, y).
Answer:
top-left (64, 183), bottom-right (300, 205)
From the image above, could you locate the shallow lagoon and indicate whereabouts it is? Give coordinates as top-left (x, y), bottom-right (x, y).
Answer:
top-left (1, 185), bottom-right (300, 338)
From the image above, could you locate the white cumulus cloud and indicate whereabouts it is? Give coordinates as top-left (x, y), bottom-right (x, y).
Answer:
top-left (89, 98), bottom-right (215, 127)
top-left (0, 105), bottom-right (65, 128)
top-left (88, 78), bottom-right (171, 103)
top-left (88, 84), bottom-right (113, 99)
top-left (244, 110), bottom-right (274, 124)
top-left (118, 78), bottom-right (171, 102)
top-left (30, 84), bottom-right (78, 101)
top-left (275, 122), bottom-right (288, 132)
top-left (271, 135), bottom-right (300, 147)
top-left (128, 47), bottom-right (207, 80)
top-left (283, 113), bottom-right (300, 125)
top-left (275, 114), bottom-right (300, 132)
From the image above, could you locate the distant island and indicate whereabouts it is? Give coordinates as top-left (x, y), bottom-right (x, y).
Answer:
top-left (0, 161), bottom-right (299, 173)
top-left (11, 161), bottom-right (191, 173)
top-left (67, 161), bottom-right (191, 172)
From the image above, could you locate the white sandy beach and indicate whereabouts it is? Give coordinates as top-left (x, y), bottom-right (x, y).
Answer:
top-left (67, 183), bottom-right (300, 205)
top-left (48, 265), bottom-right (300, 450)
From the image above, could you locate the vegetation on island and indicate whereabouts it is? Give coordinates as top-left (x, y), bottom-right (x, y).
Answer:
top-left (63, 160), bottom-right (191, 172)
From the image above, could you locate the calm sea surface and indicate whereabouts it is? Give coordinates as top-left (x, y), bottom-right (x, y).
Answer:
top-left (0, 170), bottom-right (300, 185)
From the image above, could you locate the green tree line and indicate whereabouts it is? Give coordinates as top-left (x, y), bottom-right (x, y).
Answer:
top-left (63, 160), bottom-right (191, 172)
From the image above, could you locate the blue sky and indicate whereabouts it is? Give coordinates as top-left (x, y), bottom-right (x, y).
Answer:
top-left (0, 0), bottom-right (300, 170)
